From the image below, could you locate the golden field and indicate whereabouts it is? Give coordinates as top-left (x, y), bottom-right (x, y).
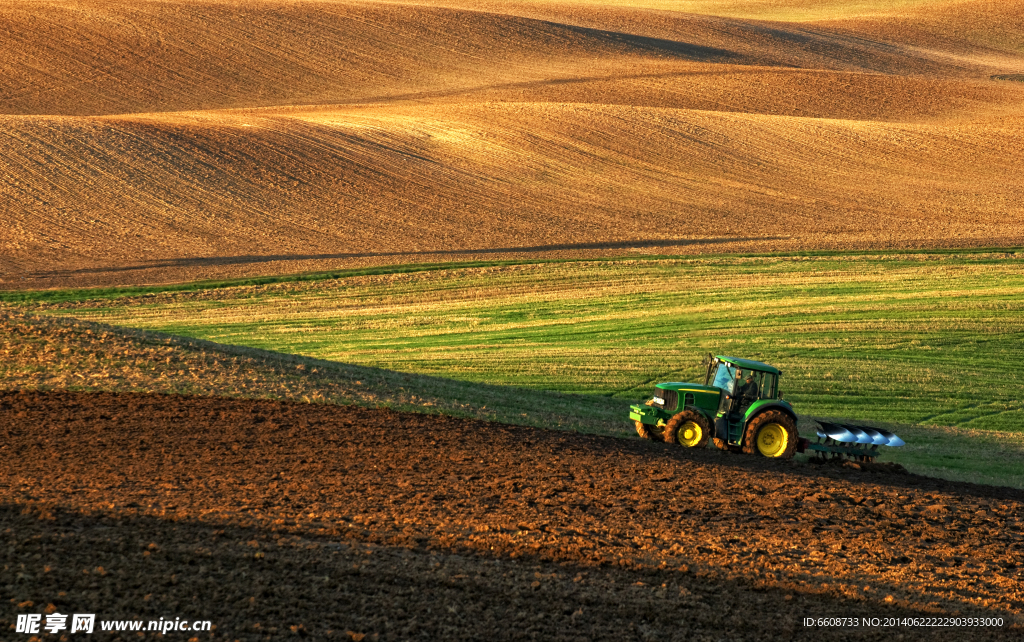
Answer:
top-left (1, 0), bottom-right (1023, 288)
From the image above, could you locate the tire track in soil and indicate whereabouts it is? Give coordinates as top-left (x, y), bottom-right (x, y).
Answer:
top-left (1, 390), bottom-right (1021, 639)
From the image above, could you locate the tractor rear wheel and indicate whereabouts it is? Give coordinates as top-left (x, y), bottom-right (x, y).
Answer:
top-left (743, 410), bottom-right (798, 459)
top-left (663, 410), bottom-right (711, 448)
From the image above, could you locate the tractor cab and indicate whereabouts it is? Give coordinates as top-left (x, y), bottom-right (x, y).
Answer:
top-left (705, 356), bottom-right (784, 447)
top-left (707, 358), bottom-right (778, 400)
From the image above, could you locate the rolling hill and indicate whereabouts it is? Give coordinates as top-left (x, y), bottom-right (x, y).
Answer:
top-left (1, 0), bottom-right (1022, 289)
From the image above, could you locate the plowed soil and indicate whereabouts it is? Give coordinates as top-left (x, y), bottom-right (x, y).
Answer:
top-left (2, 0), bottom-right (1024, 289)
top-left (2, 391), bottom-right (1021, 640)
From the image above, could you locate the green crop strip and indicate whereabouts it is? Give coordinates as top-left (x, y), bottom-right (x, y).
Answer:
top-left (0, 259), bottom-right (566, 304)
top-left (28, 252), bottom-right (1024, 430)
top-left (12, 251), bottom-right (1024, 487)
top-left (1, 246), bottom-right (1017, 304)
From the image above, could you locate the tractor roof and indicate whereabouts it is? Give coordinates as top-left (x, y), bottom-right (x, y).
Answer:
top-left (716, 355), bottom-right (780, 375)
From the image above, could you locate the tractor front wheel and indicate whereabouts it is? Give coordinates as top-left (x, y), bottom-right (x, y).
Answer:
top-left (635, 420), bottom-right (652, 440)
top-left (635, 420), bottom-right (666, 440)
top-left (743, 410), bottom-right (798, 459)
top-left (663, 410), bottom-right (711, 448)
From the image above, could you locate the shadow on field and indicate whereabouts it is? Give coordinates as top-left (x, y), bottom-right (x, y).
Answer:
top-left (3, 391), bottom-right (1022, 638)
top-left (2, 505), bottom-right (1011, 642)
top-left (558, 24), bottom-right (743, 62)
top-left (26, 236), bottom-right (784, 278)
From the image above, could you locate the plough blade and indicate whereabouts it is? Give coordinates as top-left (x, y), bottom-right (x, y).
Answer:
top-left (816, 421), bottom-right (904, 447)
top-left (817, 422), bottom-right (857, 443)
top-left (852, 428), bottom-right (875, 444)
top-left (861, 427), bottom-right (889, 446)
top-left (874, 428), bottom-right (905, 447)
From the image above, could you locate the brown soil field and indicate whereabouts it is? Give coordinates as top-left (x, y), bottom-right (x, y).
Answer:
top-left (1, 0), bottom-right (1023, 289)
top-left (1, 390), bottom-right (1022, 639)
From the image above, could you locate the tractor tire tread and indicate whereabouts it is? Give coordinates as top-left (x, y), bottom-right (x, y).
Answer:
top-left (663, 409), bottom-right (712, 448)
top-left (635, 420), bottom-right (653, 440)
top-left (743, 410), bottom-right (798, 459)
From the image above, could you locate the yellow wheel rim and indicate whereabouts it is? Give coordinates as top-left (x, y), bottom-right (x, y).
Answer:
top-left (756, 423), bottom-right (789, 457)
top-left (678, 421), bottom-right (703, 447)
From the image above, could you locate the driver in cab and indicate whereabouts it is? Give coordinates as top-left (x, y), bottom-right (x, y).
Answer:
top-left (727, 370), bottom-right (758, 419)
top-left (738, 374), bottom-right (759, 408)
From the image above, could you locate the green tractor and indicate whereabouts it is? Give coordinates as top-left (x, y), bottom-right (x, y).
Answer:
top-left (629, 355), bottom-right (905, 460)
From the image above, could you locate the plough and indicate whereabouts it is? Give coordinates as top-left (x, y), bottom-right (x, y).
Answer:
top-left (804, 420), bottom-right (905, 463)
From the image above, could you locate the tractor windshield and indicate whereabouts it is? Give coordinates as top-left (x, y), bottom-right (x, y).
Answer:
top-left (711, 363), bottom-right (738, 393)
top-left (712, 363), bottom-right (778, 399)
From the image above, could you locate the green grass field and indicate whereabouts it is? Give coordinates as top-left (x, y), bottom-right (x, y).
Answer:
top-left (30, 251), bottom-right (1024, 429)
top-left (11, 250), bottom-right (1024, 486)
